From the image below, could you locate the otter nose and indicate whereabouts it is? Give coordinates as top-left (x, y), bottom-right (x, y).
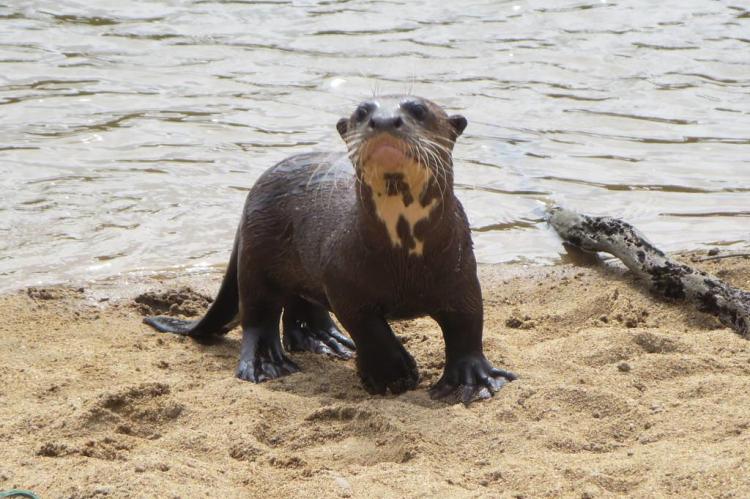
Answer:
top-left (369, 115), bottom-right (403, 131)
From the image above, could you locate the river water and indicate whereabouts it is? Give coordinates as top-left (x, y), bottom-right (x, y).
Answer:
top-left (1, 0), bottom-right (748, 292)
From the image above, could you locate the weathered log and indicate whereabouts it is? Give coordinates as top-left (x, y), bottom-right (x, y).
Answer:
top-left (547, 206), bottom-right (750, 338)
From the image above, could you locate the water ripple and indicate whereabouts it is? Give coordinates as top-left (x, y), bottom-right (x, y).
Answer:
top-left (0, 0), bottom-right (748, 291)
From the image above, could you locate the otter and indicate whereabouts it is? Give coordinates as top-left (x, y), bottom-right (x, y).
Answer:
top-left (145, 95), bottom-right (516, 404)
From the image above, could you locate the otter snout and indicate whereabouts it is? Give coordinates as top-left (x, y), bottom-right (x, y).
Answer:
top-left (363, 134), bottom-right (410, 170)
top-left (369, 114), bottom-right (404, 132)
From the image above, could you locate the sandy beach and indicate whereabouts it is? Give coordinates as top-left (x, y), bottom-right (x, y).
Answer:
top-left (1, 254), bottom-right (749, 498)
top-left (2, 2), bottom-right (749, 498)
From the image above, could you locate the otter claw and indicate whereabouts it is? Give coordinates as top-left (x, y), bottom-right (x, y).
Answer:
top-left (490, 367), bottom-right (518, 381)
top-left (284, 325), bottom-right (355, 360)
top-left (327, 328), bottom-right (356, 351)
top-left (430, 356), bottom-right (516, 406)
top-left (236, 355), bottom-right (300, 383)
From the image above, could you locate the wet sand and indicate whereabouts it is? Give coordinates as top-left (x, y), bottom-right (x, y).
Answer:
top-left (1, 255), bottom-right (749, 498)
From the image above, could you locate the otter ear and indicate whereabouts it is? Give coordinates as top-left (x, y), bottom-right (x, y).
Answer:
top-left (336, 118), bottom-right (348, 138)
top-left (448, 115), bottom-right (467, 137)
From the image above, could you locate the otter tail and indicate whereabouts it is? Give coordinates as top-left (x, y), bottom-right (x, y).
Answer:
top-left (144, 234), bottom-right (240, 338)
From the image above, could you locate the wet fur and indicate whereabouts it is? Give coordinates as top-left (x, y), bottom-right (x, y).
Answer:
top-left (146, 96), bottom-right (516, 404)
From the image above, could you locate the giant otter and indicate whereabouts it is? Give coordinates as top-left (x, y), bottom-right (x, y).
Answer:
top-left (146, 95), bottom-right (516, 404)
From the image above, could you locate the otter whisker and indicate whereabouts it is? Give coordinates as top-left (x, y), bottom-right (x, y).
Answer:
top-left (410, 139), bottom-right (440, 202)
top-left (415, 141), bottom-right (448, 217)
top-left (409, 138), bottom-right (448, 226)
top-left (411, 140), bottom-right (438, 206)
top-left (418, 137), bottom-right (453, 178)
top-left (417, 140), bottom-right (449, 192)
top-left (420, 138), bottom-right (454, 208)
top-left (347, 147), bottom-right (370, 215)
top-left (419, 135), bottom-right (453, 158)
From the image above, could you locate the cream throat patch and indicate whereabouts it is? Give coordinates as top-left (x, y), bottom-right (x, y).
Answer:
top-left (361, 155), bottom-right (438, 256)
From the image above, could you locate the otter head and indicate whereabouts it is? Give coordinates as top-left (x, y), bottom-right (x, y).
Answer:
top-left (336, 96), bottom-right (467, 181)
top-left (336, 96), bottom-right (467, 256)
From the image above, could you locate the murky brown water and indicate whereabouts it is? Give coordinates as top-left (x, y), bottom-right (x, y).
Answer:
top-left (1, 0), bottom-right (749, 292)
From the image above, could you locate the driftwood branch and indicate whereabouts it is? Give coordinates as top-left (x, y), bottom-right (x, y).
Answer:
top-left (547, 206), bottom-right (750, 338)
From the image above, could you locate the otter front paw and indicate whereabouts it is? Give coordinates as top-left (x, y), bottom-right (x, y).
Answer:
top-left (429, 355), bottom-right (516, 406)
top-left (357, 346), bottom-right (419, 395)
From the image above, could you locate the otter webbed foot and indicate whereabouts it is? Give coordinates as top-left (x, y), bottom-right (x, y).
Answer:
top-left (235, 352), bottom-right (300, 383)
top-left (357, 345), bottom-right (420, 395)
top-left (282, 298), bottom-right (356, 360)
top-left (326, 302), bottom-right (419, 396)
top-left (236, 330), bottom-right (300, 383)
top-left (144, 316), bottom-right (198, 335)
top-left (429, 355), bottom-right (517, 406)
top-left (283, 321), bottom-right (355, 360)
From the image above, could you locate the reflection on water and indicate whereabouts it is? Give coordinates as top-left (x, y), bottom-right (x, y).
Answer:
top-left (0, 0), bottom-right (748, 291)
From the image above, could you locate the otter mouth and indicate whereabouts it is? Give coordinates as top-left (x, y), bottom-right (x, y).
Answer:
top-left (360, 134), bottom-right (412, 170)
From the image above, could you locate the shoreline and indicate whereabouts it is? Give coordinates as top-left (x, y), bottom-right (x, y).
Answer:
top-left (2, 254), bottom-right (750, 497)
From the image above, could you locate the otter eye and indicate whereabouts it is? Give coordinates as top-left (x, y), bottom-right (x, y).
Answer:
top-left (402, 101), bottom-right (428, 121)
top-left (354, 103), bottom-right (373, 122)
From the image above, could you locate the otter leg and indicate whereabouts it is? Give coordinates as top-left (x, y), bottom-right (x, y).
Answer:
top-left (429, 311), bottom-right (517, 406)
top-left (282, 297), bottom-right (355, 359)
top-left (332, 307), bottom-right (419, 395)
top-left (235, 282), bottom-right (300, 382)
